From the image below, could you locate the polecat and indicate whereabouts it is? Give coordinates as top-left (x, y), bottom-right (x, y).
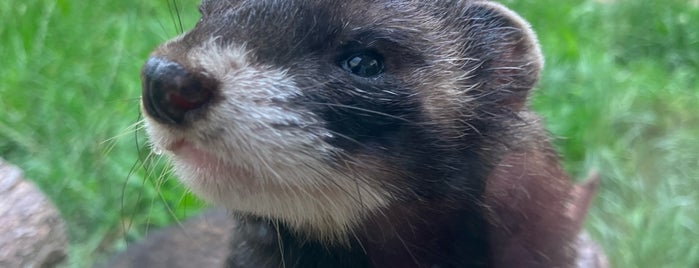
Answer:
top-left (131, 0), bottom-right (603, 267)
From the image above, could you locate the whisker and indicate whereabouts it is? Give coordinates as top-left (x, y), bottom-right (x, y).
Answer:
top-left (103, 119), bottom-right (146, 147)
top-left (138, 151), bottom-right (164, 236)
top-left (166, 0), bottom-right (182, 35)
top-left (155, 13), bottom-right (170, 40)
top-left (172, 0), bottom-right (184, 34)
top-left (300, 101), bottom-right (413, 123)
top-left (298, 148), bottom-right (399, 237)
top-left (272, 220), bottom-right (287, 268)
top-left (120, 113), bottom-right (150, 241)
top-left (393, 227), bottom-right (421, 267)
top-left (153, 163), bottom-right (185, 226)
top-left (120, 149), bottom-right (149, 243)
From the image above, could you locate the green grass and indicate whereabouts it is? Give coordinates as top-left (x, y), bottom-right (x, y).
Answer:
top-left (0, 1), bottom-right (205, 266)
top-left (1, 0), bottom-right (698, 267)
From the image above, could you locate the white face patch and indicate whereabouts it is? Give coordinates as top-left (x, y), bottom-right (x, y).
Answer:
top-left (143, 38), bottom-right (392, 241)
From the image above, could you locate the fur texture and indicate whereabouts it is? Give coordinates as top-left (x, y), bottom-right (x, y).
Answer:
top-left (134, 1), bottom-right (598, 267)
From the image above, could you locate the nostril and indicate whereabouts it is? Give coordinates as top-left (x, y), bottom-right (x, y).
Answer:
top-left (141, 57), bottom-right (216, 125)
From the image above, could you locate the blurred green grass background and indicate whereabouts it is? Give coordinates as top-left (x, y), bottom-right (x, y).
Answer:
top-left (1, 0), bottom-right (697, 267)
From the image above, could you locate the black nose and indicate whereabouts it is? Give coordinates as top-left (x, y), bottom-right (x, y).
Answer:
top-left (141, 57), bottom-right (216, 125)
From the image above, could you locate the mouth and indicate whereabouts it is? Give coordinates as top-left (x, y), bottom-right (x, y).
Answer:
top-left (163, 139), bottom-right (223, 171)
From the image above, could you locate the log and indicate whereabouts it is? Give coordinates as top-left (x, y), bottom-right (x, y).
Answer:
top-left (0, 159), bottom-right (67, 268)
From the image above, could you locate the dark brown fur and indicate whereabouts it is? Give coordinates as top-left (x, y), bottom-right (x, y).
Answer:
top-left (106, 0), bottom-right (607, 267)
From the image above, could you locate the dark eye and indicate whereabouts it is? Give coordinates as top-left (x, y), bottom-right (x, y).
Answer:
top-left (341, 53), bottom-right (384, 77)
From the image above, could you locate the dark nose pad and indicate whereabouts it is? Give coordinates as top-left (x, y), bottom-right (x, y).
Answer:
top-left (141, 57), bottom-right (216, 125)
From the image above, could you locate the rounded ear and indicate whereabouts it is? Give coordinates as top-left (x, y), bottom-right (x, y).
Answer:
top-left (458, 1), bottom-right (544, 111)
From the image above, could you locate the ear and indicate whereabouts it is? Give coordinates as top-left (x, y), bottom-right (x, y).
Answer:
top-left (458, 1), bottom-right (544, 111)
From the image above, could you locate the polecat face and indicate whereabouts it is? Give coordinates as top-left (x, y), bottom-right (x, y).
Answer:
top-left (141, 0), bottom-right (542, 241)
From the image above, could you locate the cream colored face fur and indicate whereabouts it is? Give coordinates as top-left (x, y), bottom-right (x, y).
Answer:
top-left (142, 0), bottom-right (547, 243)
top-left (143, 39), bottom-right (392, 241)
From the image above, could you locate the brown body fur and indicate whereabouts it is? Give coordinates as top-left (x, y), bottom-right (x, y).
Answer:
top-left (486, 115), bottom-right (577, 267)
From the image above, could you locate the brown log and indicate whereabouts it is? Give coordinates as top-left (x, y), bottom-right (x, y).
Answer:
top-left (100, 208), bottom-right (234, 268)
top-left (0, 159), bottom-right (68, 268)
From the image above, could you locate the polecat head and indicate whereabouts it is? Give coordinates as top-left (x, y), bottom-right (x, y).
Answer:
top-left (141, 0), bottom-right (542, 241)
